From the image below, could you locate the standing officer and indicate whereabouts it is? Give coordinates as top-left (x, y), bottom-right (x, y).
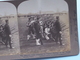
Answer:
top-left (54, 16), bottom-right (63, 45)
top-left (4, 20), bottom-right (12, 49)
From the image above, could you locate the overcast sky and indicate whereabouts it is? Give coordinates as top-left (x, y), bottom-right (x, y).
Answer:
top-left (0, 2), bottom-right (16, 16)
top-left (18, 0), bottom-right (39, 14)
top-left (0, 0), bottom-right (68, 16)
top-left (18, 0), bottom-right (68, 14)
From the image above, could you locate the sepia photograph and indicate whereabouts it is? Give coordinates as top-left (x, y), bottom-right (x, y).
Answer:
top-left (0, 0), bottom-right (79, 59)
top-left (18, 0), bottom-right (71, 55)
top-left (0, 2), bottom-right (20, 56)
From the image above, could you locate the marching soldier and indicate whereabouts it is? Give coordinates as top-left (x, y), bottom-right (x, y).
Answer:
top-left (34, 17), bottom-right (43, 45)
top-left (27, 17), bottom-right (35, 40)
top-left (0, 24), bottom-right (5, 44)
top-left (39, 20), bottom-right (44, 38)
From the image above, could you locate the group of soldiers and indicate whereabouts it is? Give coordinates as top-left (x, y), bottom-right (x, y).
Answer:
top-left (26, 15), bottom-right (64, 46)
top-left (0, 20), bottom-right (13, 49)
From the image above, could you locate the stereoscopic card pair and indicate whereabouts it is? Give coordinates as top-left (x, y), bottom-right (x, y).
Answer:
top-left (0, 0), bottom-right (79, 59)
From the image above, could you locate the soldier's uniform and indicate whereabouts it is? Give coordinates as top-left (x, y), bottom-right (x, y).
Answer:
top-left (34, 19), bottom-right (43, 45)
top-left (27, 17), bottom-right (35, 40)
top-left (34, 20), bottom-right (41, 39)
top-left (50, 16), bottom-right (63, 45)
top-left (53, 16), bottom-right (62, 45)
top-left (4, 20), bottom-right (12, 49)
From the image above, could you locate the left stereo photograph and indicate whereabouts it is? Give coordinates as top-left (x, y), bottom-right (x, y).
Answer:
top-left (0, 2), bottom-right (20, 56)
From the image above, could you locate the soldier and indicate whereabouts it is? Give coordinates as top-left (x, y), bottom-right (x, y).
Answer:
top-left (27, 17), bottom-right (35, 40)
top-left (4, 20), bottom-right (12, 49)
top-left (34, 17), bottom-right (43, 45)
top-left (44, 25), bottom-right (51, 40)
top-left (53, 16), bottom-right (64, 45)
top-left (39, 20), bottom-right (44, 38)
top-left (0, 24), bottom-right (5, 44)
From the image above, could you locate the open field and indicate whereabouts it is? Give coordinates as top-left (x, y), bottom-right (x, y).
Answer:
top-left (18, 13), bottom-right (71, 55)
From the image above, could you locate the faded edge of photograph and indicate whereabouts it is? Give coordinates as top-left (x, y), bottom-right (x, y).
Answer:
top-left (0, 2), bottom-right (20, 56)
top-left (18, 0), bottom-right (71, 55)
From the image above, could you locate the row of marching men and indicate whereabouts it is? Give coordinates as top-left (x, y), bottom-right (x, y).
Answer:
top-left (27, 16), bottom-right (64, 46)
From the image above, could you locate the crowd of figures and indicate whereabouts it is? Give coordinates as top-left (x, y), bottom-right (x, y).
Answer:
top-left (0, 15), bottom-right (64, 49)
top-left (26, 14), bottom-right (64, 46)
top-left (0, 20), bottom-right (13, 49)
